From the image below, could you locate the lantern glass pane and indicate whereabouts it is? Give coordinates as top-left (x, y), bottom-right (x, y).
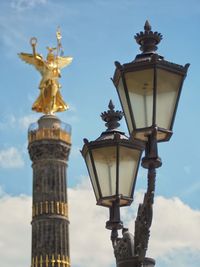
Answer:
top-left (156, 69), bottom-right (182, 129)
top-left (117, 78), bottom-right (133, 133)
top-left (92, 146), bottom-right (117, 198)
top-left (85, 152), bottom-right (100, 200)
top-left (125, 69), bottom-right (154, 129)
top-left (119, 146), bottom-right (140, 198)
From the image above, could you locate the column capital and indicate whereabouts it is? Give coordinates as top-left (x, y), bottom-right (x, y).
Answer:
top-left (28, 140), bottom-right (71, 162)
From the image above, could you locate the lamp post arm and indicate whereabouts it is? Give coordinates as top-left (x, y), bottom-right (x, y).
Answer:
top-left (110, 168), bottom-right (156, 267)
top-left (134, 128), bottom-right (161, 265)
top-left (134, 167), bottom-right (156, 263)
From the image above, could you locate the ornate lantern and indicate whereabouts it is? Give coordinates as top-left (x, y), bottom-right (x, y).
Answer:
top-left (81, 101), bottom-right (144, 229)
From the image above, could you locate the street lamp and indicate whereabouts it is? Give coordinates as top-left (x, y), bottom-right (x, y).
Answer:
top-left (81, 21), bottom-right (189, 267)
top-left (81, 100), bottom-right (144, 231)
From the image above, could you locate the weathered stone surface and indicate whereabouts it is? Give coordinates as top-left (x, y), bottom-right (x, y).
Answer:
top-left (29, 140), bottom-right (70, 162)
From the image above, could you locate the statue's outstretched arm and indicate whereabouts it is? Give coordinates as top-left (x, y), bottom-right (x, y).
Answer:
top-left (18, 36), bottom-right (45, 73)
top-left (30, 37), bottom-right (37, 58)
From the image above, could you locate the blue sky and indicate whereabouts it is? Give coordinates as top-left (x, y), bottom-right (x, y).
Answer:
top-left (0, 1), bottom-right (200, 267)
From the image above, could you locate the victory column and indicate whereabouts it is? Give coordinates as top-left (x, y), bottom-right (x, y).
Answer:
top-left (19, 29), bottom-right (73, 267)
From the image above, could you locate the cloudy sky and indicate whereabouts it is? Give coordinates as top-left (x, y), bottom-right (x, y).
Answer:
top-left (0, 1), bottom-right (200, 267)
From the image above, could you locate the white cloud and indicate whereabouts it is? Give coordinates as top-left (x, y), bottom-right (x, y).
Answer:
top-left (11, 0), bottom-right (47, 11)
top-left (148, 196), bottom-right (200, 258)
top-left (0, 192), bottom-right (31, 267)
top-left (0, 147), bottom-right (24, 168)
top-left (0, 181), bottom-right (200, 267)
top-left (69, 181), bottom-right (113, 267)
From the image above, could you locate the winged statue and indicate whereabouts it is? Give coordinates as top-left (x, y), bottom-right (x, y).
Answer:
top-left (18, 29), bottom-right (73, 114)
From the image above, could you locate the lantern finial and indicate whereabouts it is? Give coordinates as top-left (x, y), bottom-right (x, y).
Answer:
top-left (101, 100), bottom-right (123, 131)
top-left (144, 20), bottom-right (151, 31)
top-left (108, 99), bottom-right (115, 111)
top-left (134, 21), bottom-right (162, 54)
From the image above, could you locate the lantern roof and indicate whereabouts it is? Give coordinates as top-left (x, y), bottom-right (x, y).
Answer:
top-left (113, 21), bottom-right (189, 87)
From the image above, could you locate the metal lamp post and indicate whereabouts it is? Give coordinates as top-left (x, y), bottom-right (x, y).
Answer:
top-left (81, 21), bottom-right (189, 267)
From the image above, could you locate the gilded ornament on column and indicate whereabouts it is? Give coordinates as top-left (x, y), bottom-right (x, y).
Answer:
top-left (18, 28), bottom-right (73, 114)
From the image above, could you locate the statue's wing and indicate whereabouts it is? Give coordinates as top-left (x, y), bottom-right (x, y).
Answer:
top-left (57, 56), bottom-right (73, 69)
top-left (18, 53), bottom-right (45, 73)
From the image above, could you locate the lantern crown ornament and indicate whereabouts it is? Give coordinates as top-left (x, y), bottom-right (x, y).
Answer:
top-left (101, 100), bottom-right (123, 131)
top-left (134, 20), bottom-right (162, 54)
top-left (112, 21), bottom-right (189, 142)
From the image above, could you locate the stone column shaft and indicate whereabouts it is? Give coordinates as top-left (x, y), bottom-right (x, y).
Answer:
top-left (28, 115), bottom-right (71, 267)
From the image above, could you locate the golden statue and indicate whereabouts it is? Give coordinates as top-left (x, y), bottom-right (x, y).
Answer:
top-left (19, 28), bottom-right (73, 114)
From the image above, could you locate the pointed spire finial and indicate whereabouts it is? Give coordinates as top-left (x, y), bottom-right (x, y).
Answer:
top-left (144, 20), bottom-right (151, 32)
top-left (101, 100), bottom-right (123, 131)
top-left (108, 100), bottom-right (115, 111)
